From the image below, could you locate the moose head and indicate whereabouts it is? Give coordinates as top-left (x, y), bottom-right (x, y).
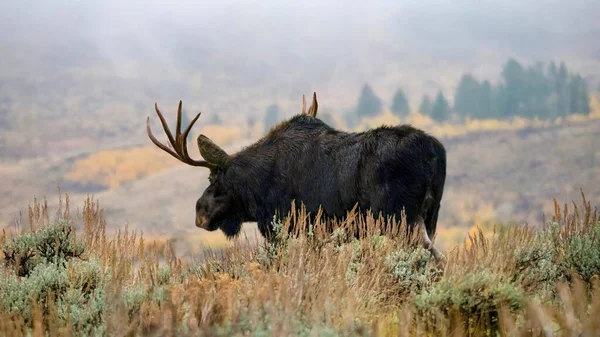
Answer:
top-left (146, 93), bottom-right (319, 236)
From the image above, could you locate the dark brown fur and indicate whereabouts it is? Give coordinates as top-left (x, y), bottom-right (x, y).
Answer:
top-left (148, 99), bottom-right (446, 258)
top-left (196, 115), bottom-right (446, 257)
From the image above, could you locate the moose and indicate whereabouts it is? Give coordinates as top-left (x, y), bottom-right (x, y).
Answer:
top-left (146, 93), bottom-right (446, 259)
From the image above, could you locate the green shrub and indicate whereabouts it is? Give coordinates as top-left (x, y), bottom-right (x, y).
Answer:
top-left (0, 220), bottom-right (93, 329)
top-left (58, 286), bottom-right (106, 334)
top-left (344, 239), bottom-right (362, 284)
top-left (120, 284), bottom-right (148, 318)
top-left (560, 221), bottom-right (600, 281)
top-left (35, 220), bottom-right (85, 265)
top-left (156, 265), bottom-right (171, 285)
top-left (1, 230), bottom-right (39, 277)
top-left (0, 263), bottom-right (69, 321)
top-left (256, 216), bottom-right (287, 268)
top-left (385, 247), bottom-right (441, 296)
top-left (2, 220), bottom-right (85, 276)
top-left (415, 271), bottom-right (525, 325)
top-left (509, 230), bottom-right (561, 296)
top-left (68, 258), bottom-right (107, 294)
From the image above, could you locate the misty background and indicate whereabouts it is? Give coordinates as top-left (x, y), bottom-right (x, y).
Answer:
top-left (1, 0), bottom-right (599, 249)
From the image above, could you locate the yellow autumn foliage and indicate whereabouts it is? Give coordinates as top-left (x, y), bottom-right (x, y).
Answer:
top-left (66, 124), bottom-right (245, 189)
top-left (65, 146), bottom-right (179, 189)
top-left (351, 106), bottom-right (600, 140)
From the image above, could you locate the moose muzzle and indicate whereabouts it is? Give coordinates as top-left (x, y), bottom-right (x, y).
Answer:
top-left (195, 214), bottom-right (210, 229)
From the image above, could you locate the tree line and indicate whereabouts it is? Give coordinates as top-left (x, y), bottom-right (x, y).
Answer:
top-left (260, 59), bottom-right (591, 128)
top-left (353, 59), bottom-right (591, 123)
top-left (200, 59), bottom-right (594, 133)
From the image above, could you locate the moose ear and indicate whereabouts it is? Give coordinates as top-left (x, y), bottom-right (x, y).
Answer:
top-left (197, 135), bottom-right (229, 168)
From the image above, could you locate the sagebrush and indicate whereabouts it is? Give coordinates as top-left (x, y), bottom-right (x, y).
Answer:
top-left (0, 192), bottom-right (599, 336)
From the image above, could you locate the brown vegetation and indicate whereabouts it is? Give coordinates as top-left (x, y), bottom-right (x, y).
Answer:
top-left (0, 192), bottom-right (599, 336)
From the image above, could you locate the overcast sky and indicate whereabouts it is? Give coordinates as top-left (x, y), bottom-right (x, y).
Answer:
top-left (0, 0), bottom-right (599, 156)
top-left (1, 0), bottom-right (598, 117)
top-left (2, 0), bottom-right (598, 58)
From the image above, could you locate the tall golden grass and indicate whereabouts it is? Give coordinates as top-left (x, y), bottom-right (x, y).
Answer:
top-left (0, 191), bottom-right (598, 336)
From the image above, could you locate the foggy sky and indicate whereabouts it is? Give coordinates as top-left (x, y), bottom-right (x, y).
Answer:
top-left (0, 0), bottom-right (598, 135)
top-left (2, 0), bottom-right (598, 68)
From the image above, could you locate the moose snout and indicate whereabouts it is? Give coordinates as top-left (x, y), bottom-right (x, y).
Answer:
top-left (196, 214), bottom-right (209, 229)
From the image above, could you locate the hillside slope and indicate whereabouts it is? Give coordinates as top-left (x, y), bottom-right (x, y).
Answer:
top-left (1, 120), bottom-right (598, 249)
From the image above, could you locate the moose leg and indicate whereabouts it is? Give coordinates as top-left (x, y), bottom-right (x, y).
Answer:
top-left (417, 216), bottom-right (443, 260)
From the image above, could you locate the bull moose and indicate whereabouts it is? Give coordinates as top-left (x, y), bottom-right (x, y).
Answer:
top-left (146, 93), bottom-right (446, 259)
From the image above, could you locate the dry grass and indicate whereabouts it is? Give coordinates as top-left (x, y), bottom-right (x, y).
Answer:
top-left (0, 191), bottom-right (599, 336)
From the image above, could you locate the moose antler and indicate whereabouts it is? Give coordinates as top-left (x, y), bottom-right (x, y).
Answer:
top-left (301, 92), bottom-right (318, 117)
top-left (307, 92), bottom-right (318, 117)
top-left (146, 101), bottom-right (229, 170)
top-left (301, 95), bottom-right (307, 115)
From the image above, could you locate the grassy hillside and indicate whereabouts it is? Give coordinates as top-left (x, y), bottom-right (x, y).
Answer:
top-left (2, 111), bottom-right (599, 254)
top-left (0, 193), bottom-right (599, 336)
